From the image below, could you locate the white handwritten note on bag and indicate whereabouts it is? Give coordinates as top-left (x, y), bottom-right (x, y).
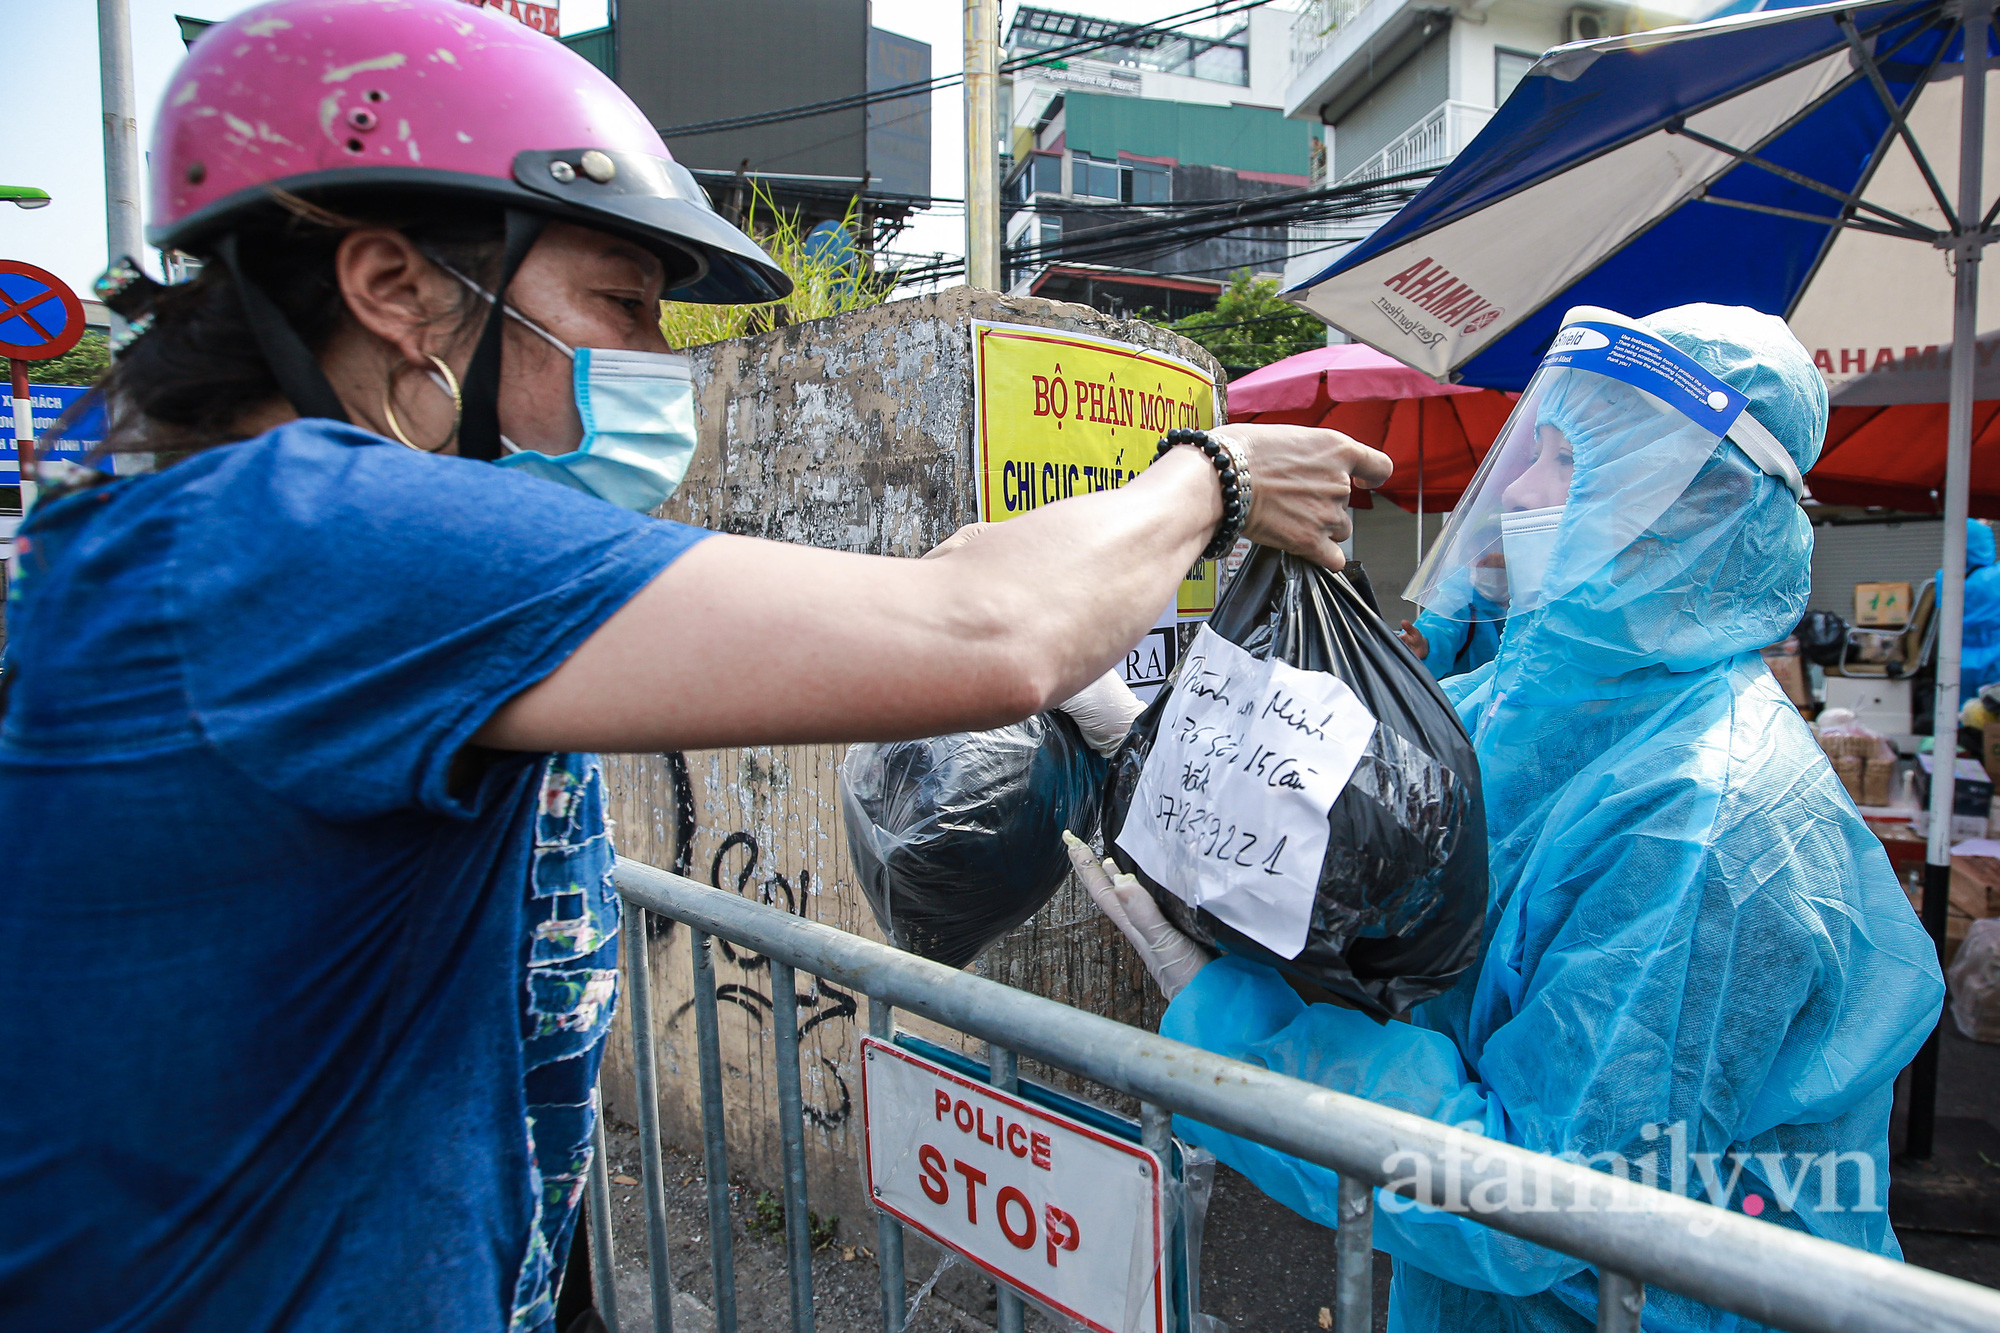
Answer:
top-left (1115, 626), bottom-right (1377, 959)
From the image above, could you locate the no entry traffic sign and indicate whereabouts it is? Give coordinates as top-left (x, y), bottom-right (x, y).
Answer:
top-left (0, 260), bottom-right (86, 362)
top-left (862, 1036), bottom-right (1166, 1333)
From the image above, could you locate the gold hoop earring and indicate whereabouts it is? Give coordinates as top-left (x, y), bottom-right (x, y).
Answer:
top-left (381, 355), bottom-right (462, 453)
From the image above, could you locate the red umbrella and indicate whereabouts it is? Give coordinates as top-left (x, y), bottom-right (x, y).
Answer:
top-left (1800, 340), bottom-right (2000, 515)
top-left (1812, 403), bottom-right (2000, 516)
top-left (1230, 342), bottom-right (2000, 517)
top-left (1226, 344), bottom-right (1514, 513)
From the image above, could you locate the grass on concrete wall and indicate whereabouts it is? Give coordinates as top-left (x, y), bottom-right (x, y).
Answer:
top-left (659, 188), bottom-right (892, 349)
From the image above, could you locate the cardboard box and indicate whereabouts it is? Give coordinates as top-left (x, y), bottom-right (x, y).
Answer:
top-left (1919, 754), bottom-right (1996, 818)
top-left (1913, 809), bottom-right (1990, 844)
top-left (1820, 733), bottom-right (1878, 759)
top-left (1953, 854), bottom-right (2000, 918)
top-left (1862, 757), bottom-right (1895, 807)
top-left (1855, 581), bottom-right (1913, 626)
top-left (1834, 754), bottom-right (1865, 803)
top-left (1905, 856), bottom-right (2000, 966)
top-left (1762, 648), bottom-right (1810, 707)
top-left (1984, 722), bottom-right (2000, 784)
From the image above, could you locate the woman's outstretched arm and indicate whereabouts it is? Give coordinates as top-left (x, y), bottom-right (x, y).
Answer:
top-left (476, 425), bottom-right (1390, 752)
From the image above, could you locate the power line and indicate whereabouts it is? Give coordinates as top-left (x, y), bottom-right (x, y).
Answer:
top-left (884, 169), bottom-right (1432, 290)
top-left (1023, 191), bottom-right (1427, 269)
top-left (655, 0), bottom-right (1268, 139)
top-left (887, 167), bottom-right (1438, 285)
top-left (660, 73), bottom-right (947, 140)
top-left (1003, 0), bottom-right (1266, 76)
top-left (1124, 236), bottom-right (1386, 280)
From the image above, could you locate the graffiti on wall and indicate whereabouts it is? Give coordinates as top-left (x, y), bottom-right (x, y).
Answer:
top-left (653, 751), bottom-right (859, 1130)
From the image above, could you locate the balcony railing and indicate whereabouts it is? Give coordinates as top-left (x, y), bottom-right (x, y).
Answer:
top-left (1275, 101), bottom-right (1489, 288)
top-left (1335, 99), bottom-right (1494, 188)
top-left (1290, 0), bottom-right (1371, 74)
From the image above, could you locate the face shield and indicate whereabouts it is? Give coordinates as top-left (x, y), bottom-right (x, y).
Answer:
top-left (1405, 306), bottom-right (1805, 622)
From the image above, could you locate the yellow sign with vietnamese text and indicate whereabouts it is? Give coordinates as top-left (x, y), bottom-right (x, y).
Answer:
top-left (970, 321), bottom-right (1220, 618)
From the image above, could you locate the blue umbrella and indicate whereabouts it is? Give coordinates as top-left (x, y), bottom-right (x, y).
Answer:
top-left (1287, 0), bottom-right (1994, 1158)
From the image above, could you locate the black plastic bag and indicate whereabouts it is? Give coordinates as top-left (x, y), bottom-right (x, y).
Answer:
top-left (1103, 546), bottom-right (1486, 1020)
top-left (840, 712), bottom-right (1107, 968)
top-left (1794, 610), bottom-right (1850, 667)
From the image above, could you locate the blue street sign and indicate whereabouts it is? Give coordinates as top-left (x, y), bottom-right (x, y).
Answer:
top-left (0, 384), bottom-right (111, 484)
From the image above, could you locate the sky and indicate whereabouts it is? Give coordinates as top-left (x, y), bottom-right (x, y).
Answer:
top-left (1, 0), bottom-right (1224, 299)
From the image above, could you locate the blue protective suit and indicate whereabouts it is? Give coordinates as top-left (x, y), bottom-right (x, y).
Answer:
top-left (1412, 600), bottom-right (1502, 680)
top-left (1947, 520), bottom-right (2000, 696)
top-left (1162, 305), bottom-right (1945, 1332)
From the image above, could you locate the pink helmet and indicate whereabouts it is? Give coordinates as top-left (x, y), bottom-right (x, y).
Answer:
top-left (149, 0), bottom-right (786, 305)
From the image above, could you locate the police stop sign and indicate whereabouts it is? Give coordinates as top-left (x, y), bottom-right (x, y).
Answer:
top-left (861, 1037), bottom-right (1165, 1333)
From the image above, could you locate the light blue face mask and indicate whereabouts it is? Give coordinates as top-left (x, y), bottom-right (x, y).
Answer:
top-left (497, 345), bottom-right (697, 512)
top-left (445, 266), bottom-right (698, 513)
top-left (1498, 505), bottom-right (1563, 606)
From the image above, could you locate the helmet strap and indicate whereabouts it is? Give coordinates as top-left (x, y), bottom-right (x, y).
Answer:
top-left (456, 209), bottom-right (548, 462)
top-left (217, 232), bottom-right (350, 425)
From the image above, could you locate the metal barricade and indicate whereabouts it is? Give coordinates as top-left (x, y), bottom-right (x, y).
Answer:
top-left (594, 858), bottom-right (2000, 1333)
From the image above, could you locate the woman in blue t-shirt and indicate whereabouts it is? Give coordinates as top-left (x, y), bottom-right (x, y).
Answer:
top-left (0, 3), bottom-right (1388, 1331)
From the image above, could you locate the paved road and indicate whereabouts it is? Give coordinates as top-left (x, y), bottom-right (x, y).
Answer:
top-left (1892, 1018), bottom-right (2000, 1291)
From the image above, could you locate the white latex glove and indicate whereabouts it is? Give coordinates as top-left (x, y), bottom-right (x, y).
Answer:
top-left (1056, 670), bottom-right (1146, 757)
top-left (1062, 831), bottom-right (1212, 999)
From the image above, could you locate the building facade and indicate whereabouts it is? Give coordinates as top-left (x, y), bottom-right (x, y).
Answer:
top-left (1001, 5), bottom-right (1314, 318)
top-left (1278, 0), bottom-right (1712, 288)
top-left (562, 4), bottom-right (930, 253)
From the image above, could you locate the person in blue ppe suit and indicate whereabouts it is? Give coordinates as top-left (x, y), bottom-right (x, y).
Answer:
top-left (1396, 574), bottom-right (1504, 680)
top-left (1069, 304), bottom-right (1945, 1332)
top-left (1949, 519), bottom-right (2000, 696)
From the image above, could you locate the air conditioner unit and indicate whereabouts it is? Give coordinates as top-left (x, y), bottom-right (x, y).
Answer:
top-left (1566, 7), bottom-right (1605, 42)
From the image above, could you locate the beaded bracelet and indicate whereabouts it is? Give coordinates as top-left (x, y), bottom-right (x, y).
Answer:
top-left (1154, 427), bottom-right (1250, 561)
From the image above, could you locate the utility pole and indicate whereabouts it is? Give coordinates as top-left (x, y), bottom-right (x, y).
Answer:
top-left (99, 0), bottom-right (144, 326)
top-left (1909, 0), bottom-right (1995, 1162)
top-left (963, 0), bottom-right (1000, 291)
top-left (11, 358), bottom-right (35, 512)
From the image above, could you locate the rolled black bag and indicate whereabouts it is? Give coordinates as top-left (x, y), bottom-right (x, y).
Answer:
top-left (1794, 609), bottom-right (1850, 667)
top-left (840, 712), bottom-right (1106, 968)
top-left (1102, 545), bottom-right (1486, 1020)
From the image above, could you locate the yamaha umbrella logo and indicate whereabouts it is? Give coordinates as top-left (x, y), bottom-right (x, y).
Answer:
top-left (1375, 256), bottom-right (1504, 346)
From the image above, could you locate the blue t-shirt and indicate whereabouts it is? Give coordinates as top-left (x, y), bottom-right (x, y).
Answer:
top-left (0, 421), bottom-right (708, 1330)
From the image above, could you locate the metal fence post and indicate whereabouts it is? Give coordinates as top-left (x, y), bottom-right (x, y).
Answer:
top-left (770, 960), bottom-right (816, 1333)
top-left (1335, 1174), bottom-right (1373, 1333)
top-left (1597, 1269), bottom-right (1645, 1333)
top-left (989, 1046), bottom-right (1026, 1333)
top-left (869, 998), bottom-right (907, 1333)
top-left (691, 928), bottom-right (738, 1333)
top-left (626, 909), bottom-right (678, 1333)
top-left (1141, 1103), bottom-right (1184, 1333)
top-left (588, 1098), bottom-right (623, 1333)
